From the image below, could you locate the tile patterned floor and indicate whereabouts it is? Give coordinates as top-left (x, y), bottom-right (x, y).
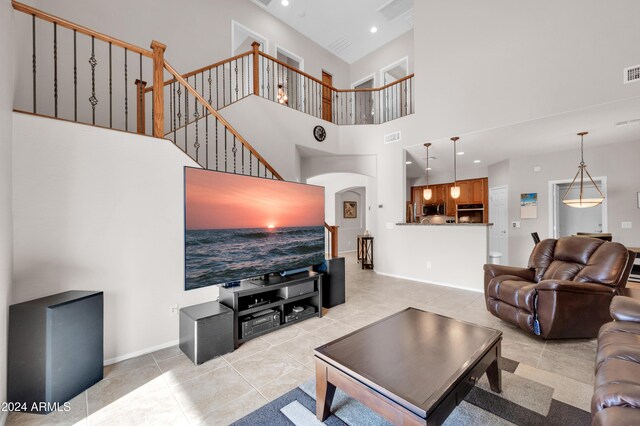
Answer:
top-left (7, 253), bottom-right (597, 425)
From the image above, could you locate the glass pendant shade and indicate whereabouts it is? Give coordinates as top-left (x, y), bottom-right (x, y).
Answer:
top-left (450, 186), bottom-right (461, 199)
top-left (562, 132), bottom-right (605, 208)
top-left (423, 142), bottom-right (432, 201)
top-left (450, 137), bottom-right (460, 199)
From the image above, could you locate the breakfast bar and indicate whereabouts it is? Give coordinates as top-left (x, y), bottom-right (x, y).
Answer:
top-left (374, 223), bottom-right (493, 293)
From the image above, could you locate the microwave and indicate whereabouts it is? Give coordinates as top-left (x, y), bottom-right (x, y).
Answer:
top-left (423, 204), bottom-right (444, 216)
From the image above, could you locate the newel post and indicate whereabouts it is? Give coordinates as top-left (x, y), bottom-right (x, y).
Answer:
top-left (150, 40), bottom-right (167, 138)
top-left (331, 226), bottom-right (339, 259)
top-left (134, 79), bottom-right (147, 135)
top-left (251, 41), bottom-right (260, 96)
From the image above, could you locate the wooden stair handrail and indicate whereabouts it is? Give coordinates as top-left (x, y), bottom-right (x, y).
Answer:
top-left (144, 50), bottom-right (254, 93)
top-left (12, 1), bottom-right (153, 58)
top-left (163, 60), bottom-right (283, 181)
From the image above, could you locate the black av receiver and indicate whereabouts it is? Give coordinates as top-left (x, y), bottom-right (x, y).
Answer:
top-left (240, 309), bottom-right (281, 339)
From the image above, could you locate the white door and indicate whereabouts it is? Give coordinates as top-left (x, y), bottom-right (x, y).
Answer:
top-left (489, 186), bottom-right (508, 265)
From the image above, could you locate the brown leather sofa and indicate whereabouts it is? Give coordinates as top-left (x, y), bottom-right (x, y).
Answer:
top-left (484, 237), bottom-right (635, 339)
top-left (592, 296), bottom-right (640, 425)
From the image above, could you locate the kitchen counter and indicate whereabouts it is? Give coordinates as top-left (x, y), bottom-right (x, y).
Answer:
top-left (396, 223), bottom-right (493, 227)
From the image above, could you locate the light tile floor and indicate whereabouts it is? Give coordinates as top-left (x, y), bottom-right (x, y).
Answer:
top-left (7, 253), bottom-right (598, 425)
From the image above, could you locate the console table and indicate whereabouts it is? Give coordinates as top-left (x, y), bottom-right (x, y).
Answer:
top-left (219, 272), bottom-right (322, 348)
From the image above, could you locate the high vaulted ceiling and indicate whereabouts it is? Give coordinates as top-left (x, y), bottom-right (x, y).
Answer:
top-left (405, 96), bottom-right (640, 179)
top-left (250, 0), bottom-right (413, 64)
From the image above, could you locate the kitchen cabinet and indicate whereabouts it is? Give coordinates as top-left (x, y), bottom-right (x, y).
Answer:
top-left (411, 177), bottom-right (489, 223)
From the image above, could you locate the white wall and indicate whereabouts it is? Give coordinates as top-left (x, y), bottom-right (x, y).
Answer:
top-left (0, 0), bottom-right (14, 416)
top-left (413, 0), bottom-right (640, 138)
top-left (307, 173), bottom-right (375, 254)
top-left (488, 139), bottom-right (640, 266)
top-left (12, 113), bottom-right (223, 363)
top-left (335, 188), bottom-right (366, 254)
top-left (349, 30), bottom-right (414, 87)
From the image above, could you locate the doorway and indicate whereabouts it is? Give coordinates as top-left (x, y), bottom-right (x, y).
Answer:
top-left (489, 185), bottom-right (508, 265)
top-left (549, 178), bottom-right (608, 238)
top-left (276, 46), bottom-right (304, 110)
top-left (322, 71), bottom-right (333, 122)
top-left (351, 75), bottom-right (375, 124)
top-left (380, 57), bottom-right (409, 121)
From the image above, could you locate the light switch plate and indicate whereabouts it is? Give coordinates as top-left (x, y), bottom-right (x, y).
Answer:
top-left (533, 166), bottom-right (542, 173)
top-left (622, 222), bottom-right (632, 229)
top-left (511, 221), bottom-right (521, 228)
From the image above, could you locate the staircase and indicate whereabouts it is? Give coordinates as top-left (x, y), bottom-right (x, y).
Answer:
top-left (10, 1), bottom-right (413, 258)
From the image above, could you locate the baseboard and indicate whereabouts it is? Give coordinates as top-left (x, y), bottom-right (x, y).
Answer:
top-left (337, 250), bottom-right (356, 254)
top-left (0, 408), bottom-right (7, 426)
top-left (373, 270), bottom-right (483, 294)
top-left (104, 339), bottom-right (179, 366)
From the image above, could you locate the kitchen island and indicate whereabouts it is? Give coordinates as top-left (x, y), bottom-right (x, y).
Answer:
top-left (374, 223), bottom-right (493, 293)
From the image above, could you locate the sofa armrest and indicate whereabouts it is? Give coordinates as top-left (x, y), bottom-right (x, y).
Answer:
top-left (610, 296), bottom-right (640, 322)
top-left (483, 264), bottom-right (535, 281)
top-left (536, 280), bottom-right (614, 295)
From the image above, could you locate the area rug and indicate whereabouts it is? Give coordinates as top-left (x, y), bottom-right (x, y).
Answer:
top-left (233, 358), bottom-right (591, 425)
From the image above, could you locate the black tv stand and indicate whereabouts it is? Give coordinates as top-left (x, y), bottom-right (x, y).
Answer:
top-left (218, 271), bottom-right (322, 348)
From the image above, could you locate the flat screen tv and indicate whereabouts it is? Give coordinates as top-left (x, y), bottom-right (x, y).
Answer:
top-left (184, 167), bottom-right (325, 291)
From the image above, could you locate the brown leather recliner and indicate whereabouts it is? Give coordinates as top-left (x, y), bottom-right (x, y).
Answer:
top-left (483, 237), bottom-right (635, 339)
top-left (592, 296), bottom-right (640, 425)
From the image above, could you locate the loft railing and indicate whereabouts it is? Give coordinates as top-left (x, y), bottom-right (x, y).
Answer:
top-left (144, 42), bottom-right (415, 126)
top-left (255, 44), bottom-right (415, 125)
top-left (11, 0), bottom-right (340, 257)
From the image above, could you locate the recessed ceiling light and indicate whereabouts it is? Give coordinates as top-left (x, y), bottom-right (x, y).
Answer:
top-left (474, 160), bottom-right (481, 163)
top-left (370, 26), bottom-right (378, 34)
top-left (405, 161), bottom-right (412, 165)
top-left (281, 0), bottom-right (289, 6)
top-left (457, 151), bottom-right (464, 155)
top-left (426, 167), bottom-right (432, 171)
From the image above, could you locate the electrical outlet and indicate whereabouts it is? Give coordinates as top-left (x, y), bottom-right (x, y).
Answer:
top-left (622, 222), bottom-right (632, 229)
top-left (169, 304), bottom-right (179, 315)
top-left (426, 261), bottom-right (432, 269)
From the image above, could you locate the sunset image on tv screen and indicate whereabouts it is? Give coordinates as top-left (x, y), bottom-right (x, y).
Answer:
top-left (184, 167), bottom-right (325, 290)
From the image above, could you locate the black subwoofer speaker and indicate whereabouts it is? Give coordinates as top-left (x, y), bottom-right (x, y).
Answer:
top-left (8, 291), bottom-right (104, 413)
top-left (315, 257), bottom-right (345, 308)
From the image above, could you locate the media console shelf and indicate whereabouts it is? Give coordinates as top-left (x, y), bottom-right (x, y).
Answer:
top-left (219, 271), bottom-right (322, 348)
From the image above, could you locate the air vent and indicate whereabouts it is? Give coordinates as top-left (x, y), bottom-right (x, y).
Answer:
top-left (327, 37), bottom-right (352, 55)
top-left (624, 64), bottom-right (640, 84)
top-left (616, 118), bottom-right (640, 127)
top-left (377, 0), bottom-right (413, 23)
top-left (251, 0), bottom-right (272, 8)
top-left (384, 131), bottom-right (401, 144)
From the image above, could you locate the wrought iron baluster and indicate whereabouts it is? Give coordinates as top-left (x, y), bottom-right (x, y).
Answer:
top-left (232, 136), bottom-right (237, 173)
top-left (124, 48), bottom-right (128, 131)
top-left (194, 76), bottom-right (199, 163)
top-left (109, 43), bottom-right (112, 127)
top-left (89, 36), bottom-right (98, 125)
top-left (265, 61), bottom-right (270, 101)
top-left (208, 69), bottom-right (212, 106)
top-left (176, 82), bottom-right (182, 130)
top-left (249, 152), bottom-right (252, 176)
top-left (241, 144), bottom-right (244, 174)
top-left (172, 82), bottom-right (177, 141)
top-left (169, 81), bottom-right (173, 139)
top-left (224, 127), bottom-right (228, 172)
top-left (53, 22), bottom-right (57, 118)
top-left (234, 59), bottom-right (239, 101)
top-left (215, 117), bottom-right (219, 170)
top-left (138, 53), bottom-right (142, 130)
top-left (32, 14), bottom-right (36, 113)
top-left (73, 30), bottom-right (77, 121)
top-left (215, 67), bottom-right (219, 109)
top-left (229, 62), bottom-right (232, 104)
top-left (203, 72), bottom-right (208, 169)
top-left (185, 79), bottom-right (189, 153)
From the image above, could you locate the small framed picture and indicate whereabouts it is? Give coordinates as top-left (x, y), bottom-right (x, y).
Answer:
top-left (343, 201), bottom-right (357, 219)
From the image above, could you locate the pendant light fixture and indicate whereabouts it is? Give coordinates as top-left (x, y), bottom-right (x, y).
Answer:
top-left (562, 131), bottom-right (605, 208)
top-left (450, 137), bottom-right (461, 199)
top-left (423, 142), bottom-right (433, 201)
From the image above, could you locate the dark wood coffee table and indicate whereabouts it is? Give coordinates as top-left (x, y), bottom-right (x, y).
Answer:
top-left (314, 308), bottom-right (502, 425)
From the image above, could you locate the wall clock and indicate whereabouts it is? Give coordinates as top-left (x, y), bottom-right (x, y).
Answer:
top-left (313, 125), bottom-right (326, 142)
